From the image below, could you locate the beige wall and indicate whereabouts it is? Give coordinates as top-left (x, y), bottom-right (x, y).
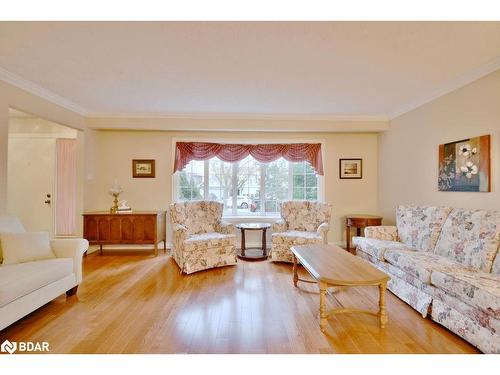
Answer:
top-left (85, 130), bottom-right (379, 245)
top-left (378, 69), bottom-right (500, 223)
top-left (0, 80), bottom-right (86, 214)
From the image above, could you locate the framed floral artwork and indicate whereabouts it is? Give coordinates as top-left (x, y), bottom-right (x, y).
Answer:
top-left (438, 135), bottom-right (490, 192)
top-left (339, 158), bottom-right (362, 179)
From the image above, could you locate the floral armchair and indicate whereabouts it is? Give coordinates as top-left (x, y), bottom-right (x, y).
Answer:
top-left (170, 201), bottom-right (237, 274)
top-left (270, 200), bottom-right (332, 262)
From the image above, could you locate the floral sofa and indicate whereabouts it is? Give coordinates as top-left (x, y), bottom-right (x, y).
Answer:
top-left (170, 201), bottom-right (237, 274)
top-left (271, 200), bottom-right (332, 262)
top-left (353, 205), bottom-right (500, 353)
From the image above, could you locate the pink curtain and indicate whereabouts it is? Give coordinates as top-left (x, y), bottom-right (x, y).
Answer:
top-left (174, 142), bottom-right (324, 175)
top-left (55, 139), bottom-right (77, 236)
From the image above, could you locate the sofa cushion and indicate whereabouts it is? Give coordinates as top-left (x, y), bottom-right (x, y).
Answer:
top-left (396, 205), bottom-right (452, 252)
top-left (0, 215), bottom-right (26, 264)
top-left (272, 230), bottom-right (322, 243)
top-left (433, 208), bottom-right (500, 272)
top-left (353, 237), bottom-right (416, 261)
top-left (184, 232), bottom-right (236, 252)
top-left (0, 231), bottom-right (55, 265)
top-left (383, 249), bottom-right (469, 284)
top-left (431, 269), bottom-right (500, 319)
top-left (0, 258), bottom-right (74, 307)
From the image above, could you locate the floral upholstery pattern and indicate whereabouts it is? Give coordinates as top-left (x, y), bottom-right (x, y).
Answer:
top-left (279, 201), bottom-right (331, 232)
top-left (493, 253), bottom-right (500, 275)
top-left (170, 201), bottom-right (237, 274)
top-left (383, 249), bottom-right (469, 285)
top-left (271, 231), bottom-right (323, 263)
top-left (387, 275), bottom-right (433, 317)
top-left (353, 237), bottom-right (415, 261)
top-left (364, 226), bottom-right (399, 241)
top-left (171, 201), bottom-right (226, 236)
top-left (433, 208), bottom-right (500, 272)
top-left (270, 201), bottom-right (331, 263)
top-left (434, 289), bottom-right (500, 334)
top-left (432, 299), bottom-right (500, 354)
top-left (355, 204), bottom-right (500, 353)
top-left (431, 269), bottom-right (500, 319)
top-left (396, 205), bottom-right (452, 252)
top-left (358, 251), bottom-right (435, 317)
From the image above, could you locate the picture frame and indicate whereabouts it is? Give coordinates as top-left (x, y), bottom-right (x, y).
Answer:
top-left (339, 158), bottom-right (362, 179)
top-left (132, 159), bottom-right (155, 178)
top-left (438, 134), bottom-right (491, 192)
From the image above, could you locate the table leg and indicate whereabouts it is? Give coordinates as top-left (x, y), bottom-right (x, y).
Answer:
top-left (319, 281), bottom-right (328, 332)
top-left (241, 229), bottom-right (246, 257)
top-left (262, 228), bottom-right (267, 256)
top-left (379, 282), bottom-right (388, 328)
top-left (292, 254), bottom-right (299, 287)
top-left (99, 244), bottom-right (103, 255)
top-left (154, 242), bottom-right (158, 257)
top-left (345, 224), bottom-right (351, 251)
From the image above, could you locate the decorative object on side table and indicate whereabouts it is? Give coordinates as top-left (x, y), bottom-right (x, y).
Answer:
top-left (339, 158), bottom-right (362, 179)
top-left (133, 159), bottom-right (155, 178)
top-left (109, 180), bottom-right (123, 214)
top-left (438, 134), bottom-right (490, 192)
top-left (345, 214), bottom-right (382, 253)
top-left (236, 222), bottom-right (271, 260)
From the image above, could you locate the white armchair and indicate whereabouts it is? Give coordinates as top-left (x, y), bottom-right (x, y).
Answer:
top-left (170, 201), bottom-right (237, 274)
top-left (271, 201), bottom-right (332, 262)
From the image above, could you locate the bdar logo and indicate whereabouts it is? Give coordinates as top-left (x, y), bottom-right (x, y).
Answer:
top-left (1, 339), bottom-right (17, 354)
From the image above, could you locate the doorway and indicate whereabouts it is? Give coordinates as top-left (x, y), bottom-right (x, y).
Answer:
top-left (7, 108), bottom-right (81, 236)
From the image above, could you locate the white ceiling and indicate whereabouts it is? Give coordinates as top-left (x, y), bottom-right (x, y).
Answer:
top-left (1, 22), bottom-right (500, 119)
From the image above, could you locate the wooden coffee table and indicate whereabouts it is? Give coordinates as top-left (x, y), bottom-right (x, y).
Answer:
top-left (291, 244), bottom-right (390, 332)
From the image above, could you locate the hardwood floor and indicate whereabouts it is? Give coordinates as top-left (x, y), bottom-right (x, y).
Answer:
top-left (0, 251), bottom-right (479, 354)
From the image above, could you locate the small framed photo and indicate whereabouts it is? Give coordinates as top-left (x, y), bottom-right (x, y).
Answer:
top-left (339, 158), bottom-right (362, 179)
top-left (132, 159), bottom-right (155, 178)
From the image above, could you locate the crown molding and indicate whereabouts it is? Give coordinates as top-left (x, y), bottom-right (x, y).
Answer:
top-left (0, 66), bottom-right (88, 116)
top-left (85, 111), bottom-right (389, 122)
top-left (389, 56), bottom-right (500, 120)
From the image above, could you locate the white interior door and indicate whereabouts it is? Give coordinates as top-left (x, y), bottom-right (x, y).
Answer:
top-left (7, 137), bottom-right (55, 234)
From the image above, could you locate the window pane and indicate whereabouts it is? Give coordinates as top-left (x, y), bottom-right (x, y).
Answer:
top-left (208, 157), bottom-right (233, 214)
top-left (292, 161), bottom-right (318, 201)
top-left (293, 187), bottom-right (305, 200)
top-left (265, 158), bottom-right (289, 214)
top-left (177, 160), bottom-right (204, 201)
top-left (237, 156), bottom-right (261, 215)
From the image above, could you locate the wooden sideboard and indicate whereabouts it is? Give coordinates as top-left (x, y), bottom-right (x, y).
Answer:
top-left (83, 211), bottom-right (166, 256)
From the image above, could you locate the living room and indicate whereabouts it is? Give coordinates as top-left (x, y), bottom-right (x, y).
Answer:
top-left (1, 1), bottom-right (499, 373)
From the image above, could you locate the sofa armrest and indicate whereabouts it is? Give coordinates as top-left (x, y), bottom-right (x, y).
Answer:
top-left (217, 221), bottom-right (235, 235)
top-left (272, 219), bottom-right (287, 233)
top-left (317, 222), bottom-right (330, 243)
top-left (50, 238), bottom-right (89, 284)
top-left (364, 226), bottom-right (398, 241)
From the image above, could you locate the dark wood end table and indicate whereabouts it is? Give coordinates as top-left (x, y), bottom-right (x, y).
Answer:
top-left (236, 222), bottom-right (271, 260)
top-left (345, 214), bottom-right (383, 252)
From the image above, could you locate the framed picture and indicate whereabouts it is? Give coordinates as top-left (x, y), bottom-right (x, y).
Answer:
top-left (438, 134), bottom-right (490, 192)
top-left (132, 159), bottom-right (155, 178)
top-left (339, 158), bottom-right (362, 179)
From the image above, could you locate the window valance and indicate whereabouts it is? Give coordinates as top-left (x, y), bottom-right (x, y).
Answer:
top-left (173, 142), bottom-right (324, 175)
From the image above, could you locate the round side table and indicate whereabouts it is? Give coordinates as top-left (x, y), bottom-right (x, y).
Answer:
top-left (236, 222), bottom-right (271, 260)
